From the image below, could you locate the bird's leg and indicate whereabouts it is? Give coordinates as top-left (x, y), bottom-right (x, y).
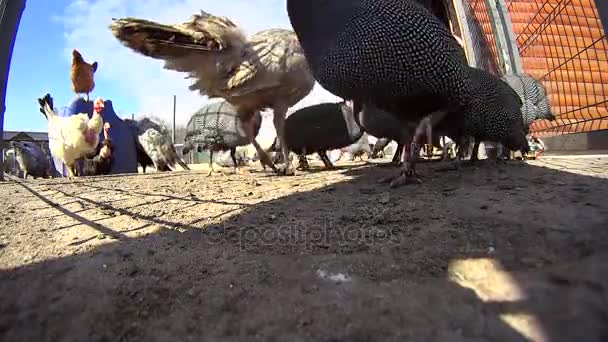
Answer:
top-left (384, 111), bottom-right (448, 187)
top-left (297, 152), bottom-right (310, 171)
top-left (207, 151), bottom-right (214, 176)
top-left (318, 150), bottom-right (335, 169)
top-left (242, 116), bottom-right (276, 172)
top-left (67, 165), bottom-right (76, 179)
top-left (230, 148), bottom-right (240, 174)
top-left (441, 136), bottom-right (448, 161)
top-left (470, 140), bottom-right (480, 162)
top-left (390, 143), bottom-right (404, 166)
top-left (272, 105), bottom-right (294, 176)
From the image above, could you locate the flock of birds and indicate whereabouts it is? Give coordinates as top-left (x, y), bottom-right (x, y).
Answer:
top-left (13, 0), bottom-right (556, 188)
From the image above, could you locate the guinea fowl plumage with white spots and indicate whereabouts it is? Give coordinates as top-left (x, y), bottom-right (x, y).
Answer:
top-left (287, 0), bottom-right (473, 187)
top-left (124, 118), bottom-right (190, 172)
top-left (438, 66), bottom-right (529, 167)
top-left (469, 73), bottom-right (553, 161)
top-left (182, 100), bottom-right (262, 176)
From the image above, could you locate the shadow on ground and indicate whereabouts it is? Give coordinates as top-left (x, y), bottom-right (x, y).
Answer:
top-left (1, 159), bottom-right (607, 341)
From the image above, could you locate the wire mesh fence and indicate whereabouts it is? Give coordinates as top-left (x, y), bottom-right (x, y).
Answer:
top-left (464, 0), bottom-right (608, 137)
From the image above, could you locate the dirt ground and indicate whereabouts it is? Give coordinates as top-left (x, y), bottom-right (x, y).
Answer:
top-left (1, 156), bottom-right (608, 342)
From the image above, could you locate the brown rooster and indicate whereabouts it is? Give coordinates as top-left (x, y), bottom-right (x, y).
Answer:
top-left (71, 49), bottom-right (98, 102)
top-left (110, 11), bottom-right (315, 175)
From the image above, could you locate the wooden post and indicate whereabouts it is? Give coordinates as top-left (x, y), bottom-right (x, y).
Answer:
top-left (484, 0), bottom-right (513, 74)
top-left (451, 0), bottom-right (478, 67)
top-left (172, 95), bottom-right (176, 143)
top-left (0, 0), bottom-right (26, 181)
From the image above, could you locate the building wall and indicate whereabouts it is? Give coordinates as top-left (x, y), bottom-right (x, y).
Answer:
top-left (505, 0), bottom-right (608, 136)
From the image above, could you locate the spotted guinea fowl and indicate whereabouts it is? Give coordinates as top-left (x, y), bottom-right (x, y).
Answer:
top-left (436, 66), bottom-right (529, 167)
top-left (124, 118), bottom-right (190, 172)
top-left (267, 101), bottom-right (364, 170)
top-left (469, 73), bottom-right (553, 161)
top-left (287, 0), bottom-right (472, 187)
top-left (502, 73), bottom-right (555, 128)
top-left (182, 100), bottom-right (262, 176)
top-left (11, 141), bottom-right (49, 179)
top-left (110, 11), bottom-right (315, 175)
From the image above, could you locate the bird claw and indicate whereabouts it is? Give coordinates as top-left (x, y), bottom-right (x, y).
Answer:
top-left (378, 169), bottom-right (422, 187)
top-left (276, 162), bottom-right (296, 176)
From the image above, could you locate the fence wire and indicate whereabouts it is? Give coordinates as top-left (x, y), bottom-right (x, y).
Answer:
top-left (464, 0), bottom-right (503, 74)
top-left (504, 0), bottom-right (607, 136)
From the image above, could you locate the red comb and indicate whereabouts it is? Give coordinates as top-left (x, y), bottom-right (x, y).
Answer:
top-left (94, 99), bottom-right (104, 112)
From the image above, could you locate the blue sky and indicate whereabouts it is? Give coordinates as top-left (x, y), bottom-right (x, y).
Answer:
top-left (4, 0), bottom-right (339, 140)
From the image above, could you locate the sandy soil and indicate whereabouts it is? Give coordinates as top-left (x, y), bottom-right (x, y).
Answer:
top-left (1, 156), bottom-right (608, 341)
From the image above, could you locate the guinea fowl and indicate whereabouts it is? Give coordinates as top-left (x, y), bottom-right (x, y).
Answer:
top-left (11, 141), bottom-right (49, 179)
top-left (110, 11), bottom-right (315, 175)
top-left (287, 0), bottom-right (473, 187)
top-left (436, 66), bottom-right (529, 169)
top-left (469, 73), bottom-right (552, 161)
top-left (182, 99), bottom-right (262, 176)
top-left (124, 118), bottom-right (190, 172)
top-left (267, 101), bottom-right (364, 170)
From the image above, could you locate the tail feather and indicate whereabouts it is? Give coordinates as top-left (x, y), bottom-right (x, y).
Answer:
top-left (37, 93), bottom-right (56, 120)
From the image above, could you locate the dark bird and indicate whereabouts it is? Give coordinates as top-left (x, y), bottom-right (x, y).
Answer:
top-left (81, 122), bottom-right (115, 176)
top-left (11, 141), bottom-right (49, 179)
top-left (287, 0), bottom-right (473, 186)
top-left (124, 118), bottom-right (190, 172)
top-left (268, 101), bottom-right (363, 170)
top-left (467, 72), bottom-right (550, 162)
top-left (110, 11), bottom-right (315, 175)
top-left (182, 99), bottom-right (262, 176)
top-left (437, 66), bottom-right (529, 167)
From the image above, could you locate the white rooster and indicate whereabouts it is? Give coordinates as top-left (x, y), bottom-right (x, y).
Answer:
top-left (38, 93), bottom-right (105, 178)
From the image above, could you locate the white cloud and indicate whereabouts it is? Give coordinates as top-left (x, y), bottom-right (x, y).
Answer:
top-left (57, 0), bottom-right (341, 143)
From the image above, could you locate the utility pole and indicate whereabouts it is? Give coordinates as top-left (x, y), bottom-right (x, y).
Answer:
top-left (0, 0), bottom-right (26, 181)
top-left (172, 95), bottom-right (176, 143)
top-left (131, 113), bottom-right (134, 120)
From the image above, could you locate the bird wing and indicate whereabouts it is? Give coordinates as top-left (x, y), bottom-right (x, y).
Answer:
top-left (223, 29), bottom-right (303, 97)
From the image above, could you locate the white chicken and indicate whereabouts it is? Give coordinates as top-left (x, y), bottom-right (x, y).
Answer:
top-left (38, 93), bottom-right (105, 178)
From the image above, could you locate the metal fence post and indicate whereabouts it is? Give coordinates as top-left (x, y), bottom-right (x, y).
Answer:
top-left (484, 0), bottom-right (516, 74)
top-left (0, 0), bottom-right (26, 181)
top-left (495, 0), bottom-right (523, 74)
top-left (451, 0), bottom-right (478, 67)
top-left (595, 0), bottom-right (608, 38)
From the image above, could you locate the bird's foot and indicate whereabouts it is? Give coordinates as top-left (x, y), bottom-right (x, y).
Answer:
top-left (206, 169), bottom-right (214, 177)
top-left (276, 162), bottom-right (296, 176)
top-left (379, 170), bottom-right (422, 188)
top-left (378, 162), bottom-right (422, 187)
